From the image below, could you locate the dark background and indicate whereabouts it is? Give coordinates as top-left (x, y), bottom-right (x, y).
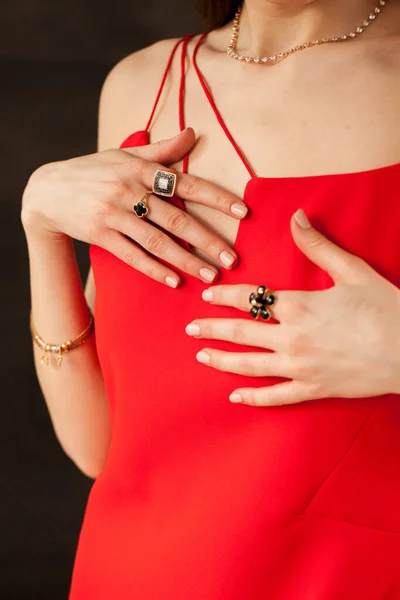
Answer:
top-left (2, 3), bottom-right (202, 598)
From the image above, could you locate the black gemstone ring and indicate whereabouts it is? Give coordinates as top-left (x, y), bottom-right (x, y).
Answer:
top-left (152, 168), bottom-right (177, 198)
top-left (249, 285), bottom-right (277, 321)
top-left (133, 191), bottom-right (152, 219)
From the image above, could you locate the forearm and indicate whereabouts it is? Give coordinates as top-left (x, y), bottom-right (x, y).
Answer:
top-left (23, 224), bottom-right (111, 478)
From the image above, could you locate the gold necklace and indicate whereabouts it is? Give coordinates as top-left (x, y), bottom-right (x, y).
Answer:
top-left (226, 0), bottom-right (388, 65)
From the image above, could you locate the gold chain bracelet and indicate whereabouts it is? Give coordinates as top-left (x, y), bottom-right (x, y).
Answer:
top-left (30, 309), bottom-right (95, 367)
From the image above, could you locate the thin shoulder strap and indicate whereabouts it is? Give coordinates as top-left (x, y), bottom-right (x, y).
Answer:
top-left (192, 32), bottom-right (256, 178)
top-left (145, 36), bottom-right (189, 132)
top-left (178, 34), bottom-right (196, 174)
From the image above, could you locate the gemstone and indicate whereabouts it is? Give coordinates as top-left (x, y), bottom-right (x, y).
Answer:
top-left (356, 27), bottom-right (363, 33)
top-left (265, 294), bottom-right (276, 306)
top-left (250, 307), bottom-right (259, 319)
top-left (375, 6), bottom-right (380, 12)
top-left (363, 20), bottom-right (370, 26)
top-left (349, 32), bottom-right (356, 37)
top-left (369, 13), bottom-right (376, 19)
top-left (156, 177), bottom-right (168, 191)
top-left (260, 309), bottom-right (270, 320)
top-left (133, 202), bottom-right (148, 218)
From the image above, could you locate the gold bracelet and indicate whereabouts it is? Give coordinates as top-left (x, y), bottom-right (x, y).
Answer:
top-left (30, 309), bottom-right (95, 367)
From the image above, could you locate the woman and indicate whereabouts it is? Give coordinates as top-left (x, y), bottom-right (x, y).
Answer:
top-left (21, 0), bottom-right (400, 598)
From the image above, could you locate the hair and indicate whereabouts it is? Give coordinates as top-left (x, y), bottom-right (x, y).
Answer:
top-left (196, 0), bottom-right (242, 30)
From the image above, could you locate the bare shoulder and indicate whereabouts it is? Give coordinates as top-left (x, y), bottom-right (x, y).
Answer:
top-left (98, 37), bottom-right (183, 151)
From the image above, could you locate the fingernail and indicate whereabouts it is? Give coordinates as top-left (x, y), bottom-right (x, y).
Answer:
top-left (202, 289), bottom-right (213, 302)
top-left (185, 323), bottom-right (201, 336)
top-left (165, 276), bottom-right (179, 288)
top-left (196, 350), bottom-right (210, 364)
top-left (200, 267), bottom-right (217, 282)
top-left (231, 203), bottom-right (248, 218)
top-left (294, 209), bottom-right (311, 228)
top-left (229, 392), bottom-right (242, 403)
top-left (219, 250), bottom-right (236, 268)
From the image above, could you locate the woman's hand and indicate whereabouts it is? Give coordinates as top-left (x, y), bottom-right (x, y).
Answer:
top-left (185, 209), bottom-right (400, 405)
top-left (21, 128), bottom-right (248, 287)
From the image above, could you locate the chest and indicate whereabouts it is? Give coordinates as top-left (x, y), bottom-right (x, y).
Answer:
top-left (149, 41), bottom-right (400, 268)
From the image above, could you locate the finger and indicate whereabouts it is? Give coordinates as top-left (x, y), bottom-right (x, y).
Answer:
top-left (100, 229), bottom-right (182, 288)
top-left (185, 318), bottom-right (282, 350)
top-left (195, 348), bottom-right (289, 377)
top-left (229, 381), bottom-right (322, 406)
top-left (143, 194), bottom-right (238, 269)
top-left (121, 127), bottom-right (197, 165)
top-left (108, 209), bottom-right (220, 283)
top-left (201, 284), bottom-right (317, 324)
top-left (138, 160), bottom-right (248, 219)
top-left (290, 209), bottom-right (371, 285)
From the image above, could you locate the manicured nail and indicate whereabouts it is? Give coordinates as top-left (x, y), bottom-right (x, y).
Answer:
top-left (165, 276), bottom-right (179, 288)
top-left (231, 203), bottom-right (248, 218)
top-left (185, 323), bottom-right (201, 336)
top-left (294, 208), bottom-right (311, 228)
top-left (202, 289), bottom-right (213, 302)
top-left (229, 392), bottom-right (242, 403)
top-left (219, 250), bottom-right (236, 267)
top-left (196, 350), bottom-right (210, 364)
top-left (200, 267), bottom-right (217, 282)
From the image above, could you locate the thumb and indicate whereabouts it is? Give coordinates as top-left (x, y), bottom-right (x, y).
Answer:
top-left (122, 127), bottom-right (196, 164)
top-left (290, 208), bottom-right (369, 284)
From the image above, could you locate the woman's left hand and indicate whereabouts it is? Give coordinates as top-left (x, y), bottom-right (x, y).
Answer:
top-left (185, 209), bottom-right (400, 406)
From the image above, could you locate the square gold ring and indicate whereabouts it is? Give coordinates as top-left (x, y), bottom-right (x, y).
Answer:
top-left (152, 168), bottom-right (177, 198)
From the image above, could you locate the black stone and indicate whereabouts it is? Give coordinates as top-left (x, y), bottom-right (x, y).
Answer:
top-left (133, 201), bottom-right (148, 218)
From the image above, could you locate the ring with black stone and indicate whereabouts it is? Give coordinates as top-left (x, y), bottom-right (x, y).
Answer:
top-left (133, 191), bottom-right (152, 219)
top-left (249, 285), bottom-right (277, 320)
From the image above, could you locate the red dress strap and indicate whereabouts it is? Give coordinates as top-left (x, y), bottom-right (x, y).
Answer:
top-left (145, 34), bottom-right (195, 133)
top-left (178, 34), bottom-right (196, 174)
top-left (192, 32), bottom-right (256, 179)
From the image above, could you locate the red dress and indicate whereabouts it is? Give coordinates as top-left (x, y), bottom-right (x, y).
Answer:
top-left (69, 33), bottom-right (400, 599)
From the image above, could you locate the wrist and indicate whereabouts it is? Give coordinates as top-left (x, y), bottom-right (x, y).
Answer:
top-left (22, 212), bottom-right (70, 247)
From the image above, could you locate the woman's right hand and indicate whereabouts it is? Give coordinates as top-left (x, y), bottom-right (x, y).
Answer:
top-left (21, 127), bottom-right (248, 287)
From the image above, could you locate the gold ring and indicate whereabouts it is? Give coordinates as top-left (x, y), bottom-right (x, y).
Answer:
top-left (152, 167), bottom-right (177, 197)
top-left (133, 191), bottom-right (152, 219)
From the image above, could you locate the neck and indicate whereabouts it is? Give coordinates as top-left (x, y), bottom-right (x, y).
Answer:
top-left (237, 0), bottom-right (382, 57)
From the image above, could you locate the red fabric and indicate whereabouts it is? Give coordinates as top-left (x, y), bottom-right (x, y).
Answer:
top-left (69, 33), bottom-right (400, 600)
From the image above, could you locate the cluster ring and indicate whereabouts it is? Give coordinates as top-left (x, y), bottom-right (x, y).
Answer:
top-left (249, 285), bottom-right (277, 321)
